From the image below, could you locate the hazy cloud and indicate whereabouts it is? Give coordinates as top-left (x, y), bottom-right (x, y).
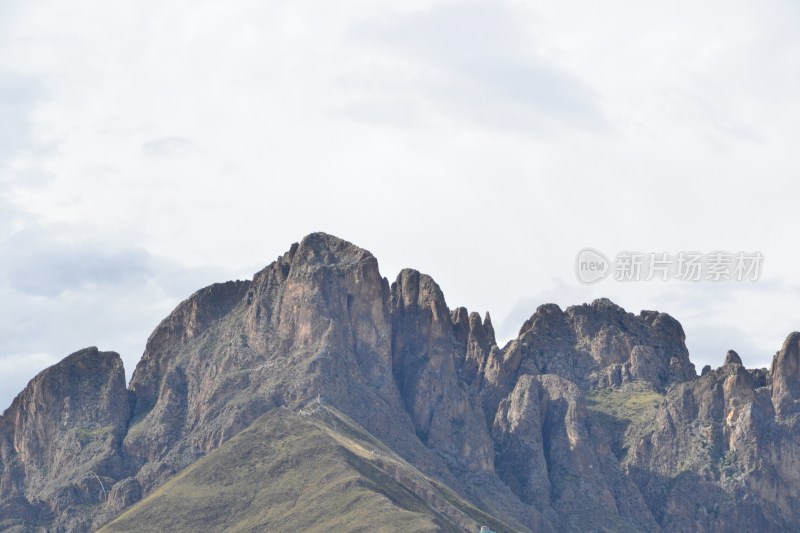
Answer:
top-left (683, 321), bottom-right (770, 372)
top-left (1, 229), bottom-right (155, 297)
top-left (142, 136), bottom-right (195, 158)
top-left (343, 1), bottom-right (605, 133)
top-left (0, 72), bottom-right (41, 162)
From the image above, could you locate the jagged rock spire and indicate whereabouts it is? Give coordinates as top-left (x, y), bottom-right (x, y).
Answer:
top-left (772, 332), bottom-right (800, 415)
top-left (724, 350), bottom-right (743, 366)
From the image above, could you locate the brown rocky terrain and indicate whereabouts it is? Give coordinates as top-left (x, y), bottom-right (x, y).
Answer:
top-left (0, 232), bottom-right (797, 532)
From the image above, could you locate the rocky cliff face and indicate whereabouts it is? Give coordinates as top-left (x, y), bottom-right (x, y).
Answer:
top-left (0, 233), bottom-right (797, 532)
top-left (621, 335), bottom-right (800, 532)
top-left (391, 269), bottom-right (495, 473)
top-left (491, 374), bottom-right (657, 532)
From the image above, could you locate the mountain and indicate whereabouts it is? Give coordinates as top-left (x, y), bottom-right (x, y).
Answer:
top-left (1, 232), bottom-right (798, 532)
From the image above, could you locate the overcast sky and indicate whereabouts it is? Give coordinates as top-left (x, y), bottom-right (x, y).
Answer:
top-left (2, 0), bottom-right (799, 411)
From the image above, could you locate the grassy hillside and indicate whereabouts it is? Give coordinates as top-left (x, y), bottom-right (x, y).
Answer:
top-left (99, 406), bottom-right (517, 533)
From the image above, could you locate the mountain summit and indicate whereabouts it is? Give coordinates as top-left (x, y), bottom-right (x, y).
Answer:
top-left (1, 233), bottom-right (798, 532)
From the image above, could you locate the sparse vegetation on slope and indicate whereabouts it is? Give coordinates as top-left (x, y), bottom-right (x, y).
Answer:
top-left (586, 381), bottom-right (663, 459)
top-left (100, 406), bottom-right (519, 533)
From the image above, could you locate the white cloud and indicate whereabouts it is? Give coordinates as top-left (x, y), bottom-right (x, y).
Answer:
top-left (342, 1), bottom-right (606, 134)
top-left (0, 228), bottom-right (155, 297)
top-left (142, 136), bottom-right (196, 158)
top-left (0, 72), bottom-right (42, 161)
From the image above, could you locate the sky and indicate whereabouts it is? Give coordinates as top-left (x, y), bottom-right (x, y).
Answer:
top-left (1, 0), bottom-right (799, 411)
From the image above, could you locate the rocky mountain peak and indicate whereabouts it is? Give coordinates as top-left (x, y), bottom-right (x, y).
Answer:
top-left (771, 331), bottom-right (800, 416)
top-left (591, 296), bottom-right (622, 309)
top-left (483, 311), bottom-right (495, 338)
top-left (724, 349), bottom-right (743, 366)
top-left (290, 232), bottom-right (377, 272)
top-left (518, 303), bottom-right (565, 337)
top-left (123, 233), bottom-right (403, 489)
top-left (0, 347), bottom-right (131, 531)
top-left (2, 347), bottom-right (130, 459)
top-left (508, 298), bottom-right (694, 390)
top-left (392, 268), bottom-right (448, 319)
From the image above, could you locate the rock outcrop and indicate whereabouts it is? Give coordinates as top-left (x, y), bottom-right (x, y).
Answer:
top-left (624, 339), bottom-right (800, 532)
top-left (515, 299), bottom-right (696, 389)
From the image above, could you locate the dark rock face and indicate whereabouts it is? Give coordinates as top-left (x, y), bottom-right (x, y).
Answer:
top-left (1, 233), bottom-right (798, 532)
top-left (390, 269), bottom-right (495, 472)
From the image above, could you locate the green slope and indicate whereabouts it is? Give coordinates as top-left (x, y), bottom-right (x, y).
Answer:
top-left (586, 381), bottom-right (664, 460)
top-left (99, 406), bottom-right (516, 533)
